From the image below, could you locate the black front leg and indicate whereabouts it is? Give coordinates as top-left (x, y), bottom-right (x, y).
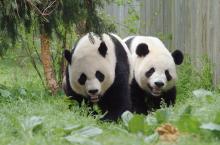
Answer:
top-left (132, 96), bottom-right (148, 115)
top-left (98, 79), bottom-right (131, 122)
top-left (163, 86), bottom-right (176, 107)
top-left (130, 79), bottom-right (148, 114)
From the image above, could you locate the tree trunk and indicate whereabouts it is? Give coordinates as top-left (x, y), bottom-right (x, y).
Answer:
top-left (59, 30), bottom-right (67, 86)
top-left (40, 33), bottom-right (59, 94)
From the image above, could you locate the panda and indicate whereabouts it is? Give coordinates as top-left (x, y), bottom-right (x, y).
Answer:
top-left (63, 32), bottom-right (132, 121)
top-left (123, 36), bottom-right (184, 114)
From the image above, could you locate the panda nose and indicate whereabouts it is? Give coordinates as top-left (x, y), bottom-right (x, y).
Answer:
top-left (88, 89), bottom-right (98, 95)
top-left (155, 82), bottom-right (164, 88)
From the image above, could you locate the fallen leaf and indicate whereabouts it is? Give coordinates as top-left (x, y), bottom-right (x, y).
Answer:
top-left (156, 123), bottom-right (179, 142)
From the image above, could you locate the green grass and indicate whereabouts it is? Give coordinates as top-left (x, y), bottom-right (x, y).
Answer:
top-left (0, 53), bottom-right (220, 145)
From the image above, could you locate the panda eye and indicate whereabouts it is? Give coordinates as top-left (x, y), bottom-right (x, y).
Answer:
top-left (165, 70), bottom-right (172, 81)
top-left (78, 73), bottom-right (87, 85)
top-left (145, 67), bottom-right (155, 78)
top-left (96, 71), bottom-right (105, 82)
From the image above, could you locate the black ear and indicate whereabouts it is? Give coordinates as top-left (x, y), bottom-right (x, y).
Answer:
top-left (172, 50), bottom-right (184, 65)
top-left (64, 49), bottom-right (72, 64)
top-left (98, 42), bottom-right (107, 57)
top-left (136, 43), bottom-right (149, 57)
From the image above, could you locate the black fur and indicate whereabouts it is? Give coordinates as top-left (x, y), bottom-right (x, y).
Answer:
top-left (98, 42), bottom-right (108, 57)
top-left (172, 50), bottom-right (184, 65)
top-left (64, 39), bottom-right (80, 64)
top-left (124, 37), bottom-right (135, 50)
top-left (130, 79), bottom-right (176, 114)
top-left (63, 34), bottom-right (131, 122)
top-left (64, 50), bottom-right (72, 64)
top-left (78, 73), bottom-right (87, 85)
top-left (145, 67), bottom-right (155, 78)
top-left (165, 70), bottom-right (172, 81)
top-left (95, 71), bottom-right (105, 82)
top-left (136, 43), bottom-right (149, 57)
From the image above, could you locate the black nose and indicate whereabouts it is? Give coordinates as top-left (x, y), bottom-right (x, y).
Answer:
top-left (88, 89), bottom-right (98, 94)
top-left (155, 82), bottom-right (164, 88)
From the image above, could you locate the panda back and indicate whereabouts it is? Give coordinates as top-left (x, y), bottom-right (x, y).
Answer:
top-left (110, 34), bottom-right (133, 84)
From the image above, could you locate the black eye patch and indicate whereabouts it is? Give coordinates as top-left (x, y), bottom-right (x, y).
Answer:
top-left (78, 73), bottom-right (87, 85)
top-left (145, 67), bottom-right (155, 78)
top-left (165, 70), bottom-right (172, 81)
top-left (96, 71), bottom-right (105, 82)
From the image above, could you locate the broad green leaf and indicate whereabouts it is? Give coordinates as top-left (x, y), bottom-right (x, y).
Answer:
top-left (73, 126), bottom-right (103, 138)
top-left (64, 124), bottom-right (82, 132)
top-left (18, 88), bottom-right (27, 96)
top-left (214, 112), bottom-right (220, 124)
top-left (144, 116), bottom-right (158, 135)
top-left (180, 105), bottom-right (192, 117)
top-left (205, 95), bottom-right (215, 104)
top-left (192, 89), bottom-right (213, 98)
top-left (176, 114), bottom-right (200, 133)
top-left (121, 111), bottom-right (133, 127)
top-left (65, 134), bottom-right (85, 144)
top-left (200, 123), bottom-right (220, 131)
top-left (64, 134), bottom-right (101, 145)
top-left (146, 115), bottom-right (157, 126)
top-left (0, 89), bottom-right (11, 97)
top-left (176, 105), bottom-right (201, 133)
top-left (23, 116), bottom-right (43, 131)
top-left (144, 132), bottom-right (159, 143)
top-left (128, 114), bottom-right (145, 133)
top-left (155, 109), bottom-right (170, 124)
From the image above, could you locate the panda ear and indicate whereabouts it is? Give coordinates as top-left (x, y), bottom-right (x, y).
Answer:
top-left (136, 43), bottom-right (149, 57)
top-left (172, 50), bottom-right (184, 65)
top-left (98, 42), bottom-right (108, 57)
top-left (64, 49), bottom-right (72, 64)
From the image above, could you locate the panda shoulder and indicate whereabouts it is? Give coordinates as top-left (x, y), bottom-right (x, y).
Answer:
top-left (109, 33), bottom-right (130, 51)
top-left (123, 36), bottom-right (136, 42)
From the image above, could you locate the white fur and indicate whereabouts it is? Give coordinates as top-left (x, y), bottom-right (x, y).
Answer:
top-left (124, 36), bottom-right (177, 96)
top-left (68, 33), bottom-right (117, 97)
top-left (68, 33), bottom-right (135, 98)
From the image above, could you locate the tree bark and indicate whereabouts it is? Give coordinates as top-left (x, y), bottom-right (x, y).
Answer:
top-left (40, 33), bottom-right (59, 94)
top-left (59, 30), bottom-right (67, 86)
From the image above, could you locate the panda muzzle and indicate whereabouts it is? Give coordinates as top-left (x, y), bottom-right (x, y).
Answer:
top-left (148, 84), bottom-right (162, 96)
top-left (152, 87), bottom-right (162, 96)
top-left (89, 95), bottom-right (100, 103)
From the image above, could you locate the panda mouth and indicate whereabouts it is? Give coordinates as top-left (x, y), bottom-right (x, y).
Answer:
top-left (148, 84), bottom-right (162, 97)
top-left (89, 95), bottom-right (101, 103)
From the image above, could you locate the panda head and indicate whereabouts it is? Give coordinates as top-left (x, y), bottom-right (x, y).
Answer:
top-left (134, 38), bottom-right (183, 97)
top-left (64, 33), bottom-right (116, 103)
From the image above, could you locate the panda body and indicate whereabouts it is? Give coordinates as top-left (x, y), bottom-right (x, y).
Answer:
top-left (124, 36), bottom-right (183, 114)
top-left (63, 33), bottom-right (132, 121)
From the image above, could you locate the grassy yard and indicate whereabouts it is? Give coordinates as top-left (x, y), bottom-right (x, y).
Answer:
top-left (0, 53), bottom-right (220, 145)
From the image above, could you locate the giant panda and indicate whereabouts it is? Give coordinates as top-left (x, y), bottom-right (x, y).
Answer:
top-left (63, 32), bottom-right (132, 121)
top-left (123, 36), bottom-right (184, 114)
